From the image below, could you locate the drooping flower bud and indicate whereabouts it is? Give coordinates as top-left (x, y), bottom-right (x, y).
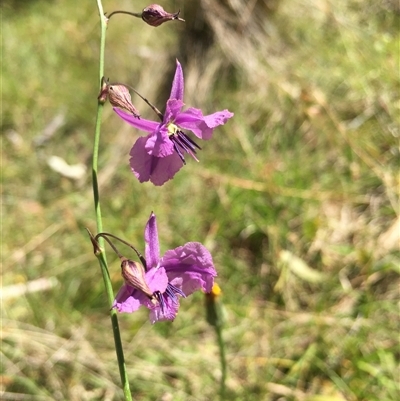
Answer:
top-left (107, 84), bottom-right (141, 118)
top-left (121, 258), bottom-right (156, 303)
top-left (141, 4), bottom-right (185, 27)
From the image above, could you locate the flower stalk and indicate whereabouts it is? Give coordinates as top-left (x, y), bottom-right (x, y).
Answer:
top-left (106, 10), bottom-right (142, 20)
top-left (205, 284), bottom-right (227, 399)
top-left (93, 1), bottom-right (132, 400)
top-left (91, 0), bottom-right (232, 398)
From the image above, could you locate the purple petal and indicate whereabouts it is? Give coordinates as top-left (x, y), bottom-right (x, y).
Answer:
top-left (146, 266), bottom-right (169, 294)
top-left (175, 108), bottom-right (234, 140)
top-left (145, 213), bottom-right (160, 269)
top-left (129, 137), bottom-right (152, 183)
top-left (130, 137), bottom-right (184, 186)
top-left (160, 242), bottom-right (217, 296)
top-left (114, 108), bottom-right (159, 133)
top-left (149, 293), bottom-right (179, 323)
top-left (113, 284), bottom-right (143, 313)
top-left (164, 99), bottom-right (184, 123)
top-left (169, 60), bottom-right (184, 101)
top-left (145, 126), bottom-right (175, 157)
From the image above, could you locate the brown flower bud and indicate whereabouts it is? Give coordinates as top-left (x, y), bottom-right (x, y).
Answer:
top-left (107, 84), bottom-right (140, 118)
top-left (142, 4), bottom-right (185, 27)
top-left (121, 258), bottom-right (156, 302)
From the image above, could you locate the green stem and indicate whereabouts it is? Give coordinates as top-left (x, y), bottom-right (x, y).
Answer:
top-left (93, 1), bottom-right (132, 400)
top-left (206, 292), bottom-right (227, 399)
top-left (215, 322), bottom-right (227, 399)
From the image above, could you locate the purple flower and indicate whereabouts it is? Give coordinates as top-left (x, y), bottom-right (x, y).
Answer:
top-left (113, 213), bottom-right (217, 323)
top-left (114, 60), bottom-right (234, 186)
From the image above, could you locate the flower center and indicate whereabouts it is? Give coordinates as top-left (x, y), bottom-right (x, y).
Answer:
top-left (153, 284), bottom-right (186, 315)
top-left (167, 123), bottom-right (179, 136)
top-left (166, 123), bottom-right (201, 165)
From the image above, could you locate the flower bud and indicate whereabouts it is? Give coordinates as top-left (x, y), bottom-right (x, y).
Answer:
top-left (142, 4), bottom-right (184, 27)
top-left (107, 84), bottom-right (140, 118)
top-left (121, 258), bottom-right (155, 301)
top-left (205, 283), bottom-right (224, 327)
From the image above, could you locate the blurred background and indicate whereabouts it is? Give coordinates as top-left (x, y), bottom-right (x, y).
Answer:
top-left (2, 0), bottom-right (399, 400)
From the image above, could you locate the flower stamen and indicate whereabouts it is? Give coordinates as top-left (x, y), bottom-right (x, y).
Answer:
top-left (167, 123), bottom-right (201, 163)
top-left (168, 283), bottom-right (186, 298)
top-left (180, 131), bottom-right (201, 151)
top-left (152, 283), bottom-right (186, 314)
top-left (153, 291), bottom-right (165, 312)
top-left (171, 139), bottom-right (186, 165)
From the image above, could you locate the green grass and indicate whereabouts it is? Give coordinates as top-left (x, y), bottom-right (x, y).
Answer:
top-left (2, 0), bottom-right (399, 400)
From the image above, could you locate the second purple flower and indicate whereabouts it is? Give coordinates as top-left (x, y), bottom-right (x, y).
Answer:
top-left (113, 212), bottom-right (217, 323)
top-left (114, 60), bottom-right (234, 186)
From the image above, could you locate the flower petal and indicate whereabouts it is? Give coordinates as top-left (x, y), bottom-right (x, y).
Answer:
top-left (164, 99), bottom-right (184, 123)
top-left (114, 108), bottom-right (159, 133)
top-left (169, 60), bottom-right (184, 101)
top-left (145, 126), bottom-right (175, 157)
top-left (145, 213), bottom-right (160, 269)
top-left (175, 108), bottom-right (233, 140)
top-left (160, 242), bottom-right (217, 296)
top-left (129, 137), bottom-right (151, 182)
top-left (146, 266), bottom-right (169, 294)
top-left (130, 138), bottom-right (184, 186)
top-left (113, 284), bottom-right (146, 313)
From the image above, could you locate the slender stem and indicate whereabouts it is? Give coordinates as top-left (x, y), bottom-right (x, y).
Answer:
top-left (206, 289), bottom-right (227, 399)
top-left (125, 85), bottom-right (164, 121)
top-left (95, 233), bottom-right (124, 258)
top-left (215, 322), bottom-right (227, 399)
top-left (96, 232), bottom-right (147, 269)
top-left (107, 10), bottom-right (142, 20)
top-left (94, 1), bottom-right (132, 400)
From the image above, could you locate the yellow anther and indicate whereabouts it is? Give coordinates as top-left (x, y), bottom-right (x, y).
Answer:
top-left (167, 123), bottom-right (179, 136)
top-left (211, 283), bottom-right (222, 297)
